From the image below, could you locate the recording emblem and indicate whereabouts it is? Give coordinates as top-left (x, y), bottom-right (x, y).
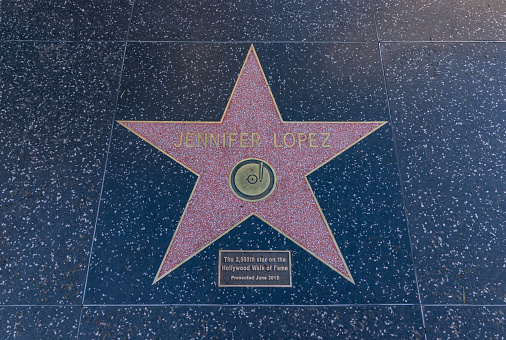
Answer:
top-left (230, 158), bottom-right (276, 202)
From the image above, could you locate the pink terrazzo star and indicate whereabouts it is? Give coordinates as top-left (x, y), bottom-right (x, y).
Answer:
top-left (119, 45), bottom-right (386, 284)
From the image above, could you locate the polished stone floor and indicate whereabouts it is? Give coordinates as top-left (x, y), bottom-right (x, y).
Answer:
top-left (1, 1), bottom-right (505, 339)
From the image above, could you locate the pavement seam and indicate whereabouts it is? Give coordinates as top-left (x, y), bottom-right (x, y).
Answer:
top-left (370, 0), bottom-right (428, 338)
top-left (75, 1), bottom-right (137, 339)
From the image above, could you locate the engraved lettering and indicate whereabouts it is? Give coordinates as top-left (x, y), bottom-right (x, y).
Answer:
top-left (240, 133), bottom-right (249, 147)
top-left (210, 133), bottom-right (220, 147)
top-left (229, 133), bottom-right (238, 147)
top-left (309, 133), bottom-right (318, 148)
top-left (283, 132), bottom-right (296, 147)
top-left (321, 132), bottom-right (331, 148)
top-left (197, 133), bottom-right (208, 147)
top-left (252, 133), bottom-right (261, 147)
top-left (185, 133), bottom-right (195, 147)
top-left (298, 133), bottom-right (307, 147)
top-left (273, 133), bottom-right (283, 148)
top-left (174, 132), bottom-right (183, 148)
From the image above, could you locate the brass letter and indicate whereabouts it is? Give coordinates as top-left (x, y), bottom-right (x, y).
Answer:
top-left (283, 132), bottom-right (295, 147)
top-left (298, 133), bottom-right (307, 147)
top-left (240, 133), bottom-right (249, 147)
top-left (185, 133), bottom-right (195, 147)
top-left (229, 133), bottom-right (238, 147)
top-left (197, 133), bottom-right (208, 147)
top-left (210, 133), bottom-right (220, 147)
top-left (252, 133), bottom-right (261, 147)
top-left (174, 132), bottom-right (183, 148)
top-left (273, 133), bottom-right (283, 148)
top-left (321, 133), bottom-right (331, 148)
top-left (309, 133), bottom-right (318, 148)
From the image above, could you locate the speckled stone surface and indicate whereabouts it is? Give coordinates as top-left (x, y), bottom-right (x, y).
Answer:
top-left (83, 43), bottom-right (417, 305)
top-left (128, 0), bottom-right (377, 41)
top-left (381, 43), bottom-right (506, 304)
top-left (0, 307), bottom-right (79, 339)
top-left (117, 43), bottom-right (389, 122)
top-left (0, 42), bottom-right (123, 304)
top-left (1, 1), bottom-right (505, 338)
top-left (0, 1), bottom-right (134, 41)
top-left (375, 0), bottom-right (506, 41)
top-left (79, 306), bottom-right (424, 339)
top-left (424, 306), bottom-right (506, 339)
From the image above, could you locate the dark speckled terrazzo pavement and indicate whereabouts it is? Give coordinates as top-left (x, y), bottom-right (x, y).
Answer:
top-left (0, 1), bottom-right (504, 339)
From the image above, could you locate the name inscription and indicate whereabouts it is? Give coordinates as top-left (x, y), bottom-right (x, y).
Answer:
top-left (218, 250), bottom-right (292, 287)
top-left (174, 132), bottom-right (331, 148)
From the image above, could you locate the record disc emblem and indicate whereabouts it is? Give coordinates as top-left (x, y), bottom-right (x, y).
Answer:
top-left (230, 158), bottom-right (276, 202)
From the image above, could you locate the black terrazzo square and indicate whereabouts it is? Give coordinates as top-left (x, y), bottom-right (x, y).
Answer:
top-left (424, 306), bottom-right (506, 339)
top-left (374, 0), bottom-right (506, 41)
top-left (0, 307), bottom-right (79, 339)
top-left (0, 0), bottom-right (134, 41)
top-left (84, 43), bottom-right (418, 305)
top-left (117, 43), bottom-right (389, 121)
top-left (79, 306), bottom-right (424, 339)
top-left (381, 43), bottom-right (505, 304)
top-left (128, 0), bottom-right (377, 42)
top-left (0, 42), bottom-right (123, 304)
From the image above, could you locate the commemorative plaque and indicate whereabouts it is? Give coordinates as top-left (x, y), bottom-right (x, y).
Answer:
top-left (219, 250), bottom-right (292, 287)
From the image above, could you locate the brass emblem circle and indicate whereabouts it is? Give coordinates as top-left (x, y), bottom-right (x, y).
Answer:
top-left (229, 158), bottom-right (276, 202)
